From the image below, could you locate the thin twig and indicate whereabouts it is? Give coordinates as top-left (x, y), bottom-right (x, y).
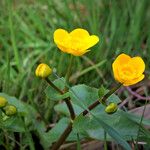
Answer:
top-left (126, 87), bottom-right (150, 100)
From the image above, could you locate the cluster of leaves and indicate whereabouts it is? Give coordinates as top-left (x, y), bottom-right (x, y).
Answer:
top-left (1, 78), bottom-right (150, 149)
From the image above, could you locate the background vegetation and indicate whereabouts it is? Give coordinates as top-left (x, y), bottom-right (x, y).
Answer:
top-left (0, 0), bottom-right (150, 149)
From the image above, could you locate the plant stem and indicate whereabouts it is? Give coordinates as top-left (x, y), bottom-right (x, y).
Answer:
top-left (104, 131), bottom-right (108, 150)
top-left (126, 86), bottom-right (150, 100)
top-left (65, 97), bottom-right (76, 119)
top-left (51, 123), bottom-right (72, 150)
top-left (65, 55), bottom-right (73, 83)
top-left (51, 83), bottom-right (122, 150)
top-left (45, 78), bottom-right (64, 94)
top-left (83, 83), bottom-right (122, 115)
top-left (45, 78), bottom-right (75, 120)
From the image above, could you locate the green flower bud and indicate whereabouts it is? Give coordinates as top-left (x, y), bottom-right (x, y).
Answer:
top-left (0, 96), bottom-right (8, 108)
top-left (105, 103), bottom-right (118, 114)
top-left (4, 105), bottom-right (17, 116)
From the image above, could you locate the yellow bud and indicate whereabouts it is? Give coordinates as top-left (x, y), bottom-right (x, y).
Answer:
top-left (4, 105), bottom-right (17, 116)
top-left (35, 63), bottom-right (52, 78)
top-left (0, 96), bottom-right (8, 108)
top-left (105, 103), bottom-right (117, 114)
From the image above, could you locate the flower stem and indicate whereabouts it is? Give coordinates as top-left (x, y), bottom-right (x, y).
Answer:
top-left (51, 122), bottom-right (72, 150)
top-left (65, 55), bottom-right (73, 83)
top-left (83, 83), bottom-right (122, 115)
top-left (45, 78), bottom-right (75, 120)
top-left (45, 78), bottom-right (64, 94)
top-left (51, 83), bottom-right (122, 150)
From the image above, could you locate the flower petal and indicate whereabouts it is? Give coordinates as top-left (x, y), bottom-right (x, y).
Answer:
top-left (71, 49), bottom-right (90, 56)
top-left (123, 74), bottom-right (145, 86)
top-left (83, 35), bottom-right (99, 50)
top-left (70, 28), bottom-right (89, 38)
top-left (112, 53), bottom-right (131, 82)
top-left (112, 62), bottom-right (123, 83)
top-left (54, 29), bottom-right (69, 44)
top-left (129, 56), bottom-right (145, 76)
top-left (114, 53), bottom-right (131, 65)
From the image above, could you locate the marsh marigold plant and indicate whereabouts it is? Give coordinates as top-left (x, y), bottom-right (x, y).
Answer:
top-left (53, 28), bottom-right (99, 56)
top-left (112, 53), bottom-right (145, 86)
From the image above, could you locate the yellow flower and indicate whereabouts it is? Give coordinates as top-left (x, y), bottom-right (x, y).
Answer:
top-left (0, 96), bottom-right (8, 108)
top-left (35, 63), bottom-right (52, 78)
top-left (54, 28), bottom-right (99, 56)
top-left (112, 53), bottom-right (145, 86)
top-left (4, 105), bottom-right (17, 116)
top-left (105, 103), bottom-right (117, 114)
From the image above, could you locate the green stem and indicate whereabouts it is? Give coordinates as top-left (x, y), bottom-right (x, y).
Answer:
top-left (45, 78), bottom-right (75, 120)
top-left (45, 78), bottom-right (64, 94)
top-left (51, 84), bottom-right (122, 150)
top-left (65, 55), bottom-right (73, 83)
top-left (135, 99), bottom-right (148, 149)
top-left (104, 131), bottom-right (107, 150)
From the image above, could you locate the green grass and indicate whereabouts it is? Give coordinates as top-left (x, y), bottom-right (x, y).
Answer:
top-left (0, 0), bottom-right (150, 98)
top-left (0, 0), bottom-right (150, 149)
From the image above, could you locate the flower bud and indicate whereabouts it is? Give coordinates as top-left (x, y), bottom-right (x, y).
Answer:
top-left (0, 96), bottom-right (8, 108)
top-left (35, 63), bottom-right (52, 78)
top-left (105, 103), bottom-right (117, 114)
top-left (4, 105), bottom-right (17, 116)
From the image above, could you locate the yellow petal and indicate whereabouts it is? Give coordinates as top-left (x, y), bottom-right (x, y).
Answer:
top-left (112, 53), bottom-right (131, 83)
top-left (83, 35), bottom-right (99, 50)
top-left (129, 56), bottom-right (145, 76)
top-left (54, 29), bottom-right (69, 44)
top-left (53, 28), bottom-right (99, 56)
top-left (112, 53), bottom-right (130, 82)
top-left (70, 28), bottom-right (89, 38)
top-left (71, 49), bottom-right (90, 56)
top-left (114, 53), bottom-right (131, 65)
top-left (123, 74), bottom-right (145, 86)
top-left (57, 44), bottom-right (69, 53)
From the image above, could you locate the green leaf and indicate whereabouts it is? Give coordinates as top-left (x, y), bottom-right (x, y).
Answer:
top-left (1, 116), bottom-right (25, 132)
top-left (54, 84), bottom-right (121, 116)
top-left (41, 117), bottom-right (79, 148)
top-left (54, 102), bottom-right (83, 116)
top-left (118, 110), bottom-right (150, 126)
top-left (73, 112), bottom-right (132, 150)
top-left (45, 77), bottom-right (68, 101)
top-left (0, 93), bottom-right (57, 147)
top-left (73, 109), bottom-right (150, 143)
top-left (98, 85), bottom-right (108, 98)
top-left (0, 93), bottom-right (28, 116)
top-left (92, 114), bottom-right (132, 150)
top-left (69, 84), bottom-right (99, 108)
top-left (69, 84), bottom-right (120, 113)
